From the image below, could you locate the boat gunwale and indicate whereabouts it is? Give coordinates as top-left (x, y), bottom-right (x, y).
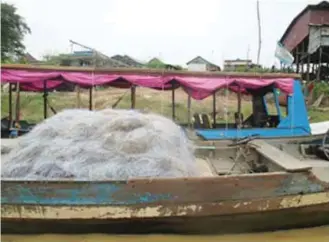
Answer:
top-left (0, 171), bottom-right (294, 183)
top-left (1, 170), bottom-right (329, 186)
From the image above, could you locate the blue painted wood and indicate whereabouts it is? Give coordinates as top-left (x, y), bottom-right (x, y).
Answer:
top-left (1, 173), bottom-right (326, 206)
top-left (196, 127), bottom-right (310, 140)
top-left (1, 183), bottom-right (175, 205)
top-left (273, 88), bottom-right (282, 121)
top-left (196, 80), bottom-right (312, 140)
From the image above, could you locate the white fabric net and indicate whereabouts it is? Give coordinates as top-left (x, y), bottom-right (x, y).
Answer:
top-left (1, 109), bottom-right (201, 180)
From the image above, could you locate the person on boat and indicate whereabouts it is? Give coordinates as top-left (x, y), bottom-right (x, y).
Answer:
top-left (9, 122), bottom-right (20, 138)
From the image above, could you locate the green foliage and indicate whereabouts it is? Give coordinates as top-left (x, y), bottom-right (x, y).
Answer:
top-left (146, 58), bottom-right (183, 70)
top-left (308, 107), bottom-right (329, 122)
top-left (313, 81), bottom-right (329, 99)
top-left (2, 89), bottom-right (328, 123)
top-left (173, 65), bottom-right (183, 70)
top-left (42, 53), bottom-right (66, 65)
top-left (230, 64), bottom-right (295, 73)
top-left (1, 3), bottom-right (31, 62)
top-left (147, 58), bottom-right (166, 69)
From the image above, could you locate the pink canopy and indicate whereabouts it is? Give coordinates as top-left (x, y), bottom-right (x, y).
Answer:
top-left (1, 69), bottom-right (295, 100)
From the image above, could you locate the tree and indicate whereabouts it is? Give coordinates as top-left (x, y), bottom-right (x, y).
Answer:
top-left (42, 53), bottom-right (65, 65)
top-left (147, 58), bottom-right (166, 69)
top-left (1, 3), bottom-right (31, 62)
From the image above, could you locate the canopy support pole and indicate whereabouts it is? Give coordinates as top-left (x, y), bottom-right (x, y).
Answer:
top-left (89, 87), bottom-right (93, 111)
top-left (237, 87), bottom-right (242, 114)
top-left (306, 54), bottom-right (310, 82)
top-left (317, 46), bottom-right (323, 81)
top-left (43, 80), bottom-right (48, 119)
top-left (212, 92), bottom-right (216, 128)
top-left (8, 83), bottom-right (13, 128)
top-left (15, 82), bottom-right (21, 125)
top-left (296, 45), bottom-right (300, 73)
top-left (76, 85), bottom-right (81, 108)
top-left (131, 85), bottom-right (136, 109)
top-left (236, 86), bottom-right (243, 128)
top-left (301, 42), bottom-right (304, 74)
top-left (187, 94), bottom-right (191, 128)
top-left (172, 83), bottom-right (176, 121)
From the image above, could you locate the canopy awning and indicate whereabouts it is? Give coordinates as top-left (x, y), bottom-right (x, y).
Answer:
top-left (1, 65), bottom-right (297, 100)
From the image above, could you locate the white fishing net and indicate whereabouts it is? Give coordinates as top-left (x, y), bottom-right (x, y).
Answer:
top-left (1, 109), bottom-right (201, 180)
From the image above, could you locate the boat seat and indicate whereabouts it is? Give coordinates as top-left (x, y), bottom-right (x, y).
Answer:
top-left (249, 140), bottom-right (311, 172)
top-left (193, 113), bottom-right (213, 129)
top-left (234, 112), bottom-right (243, 128)
top-left (201, 114), bottom-right (212, 129)
top-left (193, 113), bottom-right (202, 129)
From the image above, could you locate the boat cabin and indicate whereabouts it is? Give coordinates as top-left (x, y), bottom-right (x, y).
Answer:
top-left (195, 80), bottom-right (311, 140)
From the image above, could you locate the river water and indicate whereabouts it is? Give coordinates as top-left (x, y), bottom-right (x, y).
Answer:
top-left (3, 226), bottom-right (329, 242)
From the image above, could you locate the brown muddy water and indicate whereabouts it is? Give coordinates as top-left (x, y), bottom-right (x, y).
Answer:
top-left (3, 226), bottom-right (329, 242)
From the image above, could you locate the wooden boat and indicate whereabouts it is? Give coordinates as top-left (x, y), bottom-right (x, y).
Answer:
top-left (2, 131), bottom-right (329, 234)
top-left (3, 64), bottom-right (328, 142)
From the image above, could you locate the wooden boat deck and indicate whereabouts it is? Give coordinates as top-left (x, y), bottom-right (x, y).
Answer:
top-left (2, 138), bottom-right (329, 178)
top-left (249, 139), bottom-right (312, 172)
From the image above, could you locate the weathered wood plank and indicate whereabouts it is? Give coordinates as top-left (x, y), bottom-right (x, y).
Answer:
top-left (3, 203), bottom-right (329, 234)
top-left (250, 140), bottom-right (312, 172)
top-left (2, 192), bottom-right (329, 220)
top-left (2, 172), bottom-right (326, 205)
top-left (2, 64), bottom-right (301, 79)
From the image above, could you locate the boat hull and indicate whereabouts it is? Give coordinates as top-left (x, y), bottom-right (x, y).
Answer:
top-left (2, 202), bottom-right (329, 234)
top-left (2, 168), bottom-right (329, 234)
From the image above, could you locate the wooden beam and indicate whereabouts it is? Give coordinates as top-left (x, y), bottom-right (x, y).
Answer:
top-left (187, 94), bottom-right (191, 128)
top-left (15, 82), bottom-right (20, 123)
top-left (212, 92), bottom-right (216, 128)
top-left (130, 85), bottom-right (136, 109)
top-left (1, 64), bottom-right (301, 79)
top-left (317, 47), bottom-right (323, 81)
top-left (296, 46), bottom-right (300, 73)
top-left (172, 84), bottom-right (176, 121)
top-left (300, 42), bottom-right (305, 74)
top-left (76, 85), bottom-right (81, 109)
top-left (89, 87), bottom-right (93, 111)
top-left (8, 84), bottom-right (13, 128)
top-left (43, 80), bottom-right (48, 119)
top-left (306, 54), bottom-right (310, 82)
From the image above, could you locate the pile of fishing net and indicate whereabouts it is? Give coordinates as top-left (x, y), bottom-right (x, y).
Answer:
top-left (1, 109), bottom-right (201, 180)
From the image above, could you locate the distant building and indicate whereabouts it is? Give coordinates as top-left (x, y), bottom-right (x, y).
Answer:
top-left (20, 53), bottom-right (46, 65)
top-left (279, 1), bottom-right (329, 80)
top-left (186, 56), bottom-right (221, 72)
top-left (111, 55), bottom-right (145, 68)
top-left (223, 59), bottom-right (261, 71)
top-left (23, 53), bottom-right (40, 64)
top-left (58, 51), bottom-right (129, 67)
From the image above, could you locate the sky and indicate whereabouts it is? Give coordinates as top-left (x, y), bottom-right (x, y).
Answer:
top-left (4, 0), bottom-right (324, 67)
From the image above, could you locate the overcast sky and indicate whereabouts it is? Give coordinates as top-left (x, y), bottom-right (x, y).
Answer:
top-left (4, 0), bottom-right (323, 67)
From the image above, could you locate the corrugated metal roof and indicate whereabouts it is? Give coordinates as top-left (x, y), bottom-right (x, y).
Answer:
top-left (280, 1), bottom-right (329, 44)
top-left (72, 51), bottom-right (94, 57)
